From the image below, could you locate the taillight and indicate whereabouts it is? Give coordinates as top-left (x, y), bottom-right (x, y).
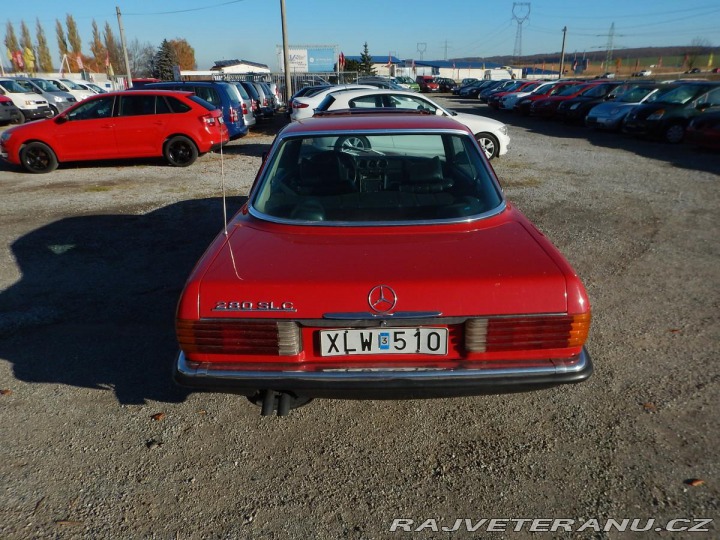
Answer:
top-left (465, 313), bottom-right (590, 353)
top-left (242, 102), bottom-right (248, 115)
top-left (293, 101), bottom-right (309, 109)
top-left (201, 113), bottom-right (217, 126)
top-left (177, 319), bottom-right (302, 356)
top-left (229, 107), bottom-right (239, 123)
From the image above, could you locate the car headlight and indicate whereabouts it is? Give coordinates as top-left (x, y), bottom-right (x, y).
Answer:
top-left (647, 109), bottom-right (665, 120)
top-left (499, 125), bottom-right (508, 136)
top-left (53, 96), bottom-right (64, 102)
top-left (570, 103), bottom-right (581, 110)
top-left (1, 131), bottom-right (11, 143)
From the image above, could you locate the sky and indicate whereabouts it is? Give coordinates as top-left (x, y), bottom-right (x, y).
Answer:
top-left (4, 0), bottom-right (719, 70)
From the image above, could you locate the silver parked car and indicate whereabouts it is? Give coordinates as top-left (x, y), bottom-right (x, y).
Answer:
top-left (229, 82), bottom-right (257, 128)
top-left (15, 78), bottom-right (77, 115)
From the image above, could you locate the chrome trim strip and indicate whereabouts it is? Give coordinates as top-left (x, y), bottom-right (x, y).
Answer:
top-left (248, 201), bottom-right (507, 228)
top-left (176, 349), bottom-right (591, 383)
top-left (323, 311), bottom-right (442, 320)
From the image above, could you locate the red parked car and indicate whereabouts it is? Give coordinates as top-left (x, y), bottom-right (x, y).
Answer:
top-left (0, 90), bottom-right (228, 173)
top-left (487, 80), bottom-right (541, 110)
top-left (514, 81), bottom-right (580, 116)
top-left (530, 82), bottom-right (605, 119)
top-left (174, 111), bottom-right (593, 415)
top-left (416, 75), bottom-right (440, 92)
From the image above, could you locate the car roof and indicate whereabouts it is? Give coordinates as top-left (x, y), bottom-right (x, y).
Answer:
top-left (284, 113), bottom-right (471, 134)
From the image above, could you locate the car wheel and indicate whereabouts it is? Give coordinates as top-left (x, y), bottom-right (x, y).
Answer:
top-left (164, 136), bottom-right (198, 167)
top-left (49, 105), bottom-right (59, 117)
top-left (475, 132), bottom-right (500, 160)
top-left (334, 135), bottom-right (371, 151)
top-left (20, 142), bottom-right (58, 173)
top-left (13, 112), bottom-right (27, 124)
top-left (664, 123), bottom-right (685, 144)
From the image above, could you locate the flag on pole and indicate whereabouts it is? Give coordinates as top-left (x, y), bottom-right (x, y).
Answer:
top-left (658, 56), bottom-right (662, 67)
top-left (76, 54), bottom-right (84, 70)
top-left (338, 52), bottom-right (345, 71)
top-left (708, 53), bottom-right (714, 68)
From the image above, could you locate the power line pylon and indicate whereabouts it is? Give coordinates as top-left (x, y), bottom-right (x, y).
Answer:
top-left (512, 2), bottom-right (531, 62)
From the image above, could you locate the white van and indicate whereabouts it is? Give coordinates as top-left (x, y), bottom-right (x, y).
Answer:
top-left (0, 78), bottom-right (53, 122)
top-left (44, 78), bottom-right (95, 102)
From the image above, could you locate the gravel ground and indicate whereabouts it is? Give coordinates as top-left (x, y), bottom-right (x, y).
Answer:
top-left (0, 97), bottom-right (718, 539)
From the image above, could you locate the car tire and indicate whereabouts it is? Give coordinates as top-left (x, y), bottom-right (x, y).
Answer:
top-left (475, 132), bottom-right (500, 160)
top-left (664, 123), bottom-right (685, 144)
top-left (164, 136), bottom-right (198, 167)
top-left (20, 142), bottom-right (58, 173)
top-left (49, 105), bottom-right (59, 117)
top-left (334, 135), bottom-right (371, 151)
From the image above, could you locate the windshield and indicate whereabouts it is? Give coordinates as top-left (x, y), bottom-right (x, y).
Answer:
top-left (32, 79), bottom-right (65, 92)
top-left (0, 79), bottom-right (29, 93)
top-left (14, 80), bottom-right (36, 92)
top-left (655, 85), bottom-right (711, 105)
top-left (617, 86), bottom-right (658, 103)
top-left (556, 84), bottom-right (587, 96)
top-left (531, 83), bottom-right (555, 94)
top-left (60, 79), bottom-right (84, 90)
top-left (251, 131), bottom-right (503, 224)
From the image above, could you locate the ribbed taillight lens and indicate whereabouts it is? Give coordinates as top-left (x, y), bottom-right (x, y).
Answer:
top-left (465, 313), bottom-right (590, 353)
top-left (177, 319), bottom-right (301, 356)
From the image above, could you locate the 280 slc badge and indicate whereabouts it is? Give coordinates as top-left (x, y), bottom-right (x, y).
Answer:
top-left (213, 300), bottom-right (296, 312)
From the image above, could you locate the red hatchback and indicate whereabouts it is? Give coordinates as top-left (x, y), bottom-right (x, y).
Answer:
top-left (0, 90), bottom-right (228, 173)
top-left (174, 112), bottom-right (593, 415)
top-left (530, 82), bottom-right (601, 118)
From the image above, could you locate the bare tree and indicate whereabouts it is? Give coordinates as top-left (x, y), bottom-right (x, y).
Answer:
top-left (128, 38), bottom-right (155, 78)
top-left (686, 37), bottom-right (712, 70)
top-left (36, 18), bottom-right (54, 72)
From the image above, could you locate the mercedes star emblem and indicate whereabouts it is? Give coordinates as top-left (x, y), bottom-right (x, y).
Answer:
top-left (368, 285), bottom-right (397, 314)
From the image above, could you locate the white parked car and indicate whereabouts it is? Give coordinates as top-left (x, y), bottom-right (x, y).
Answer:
top-left (44, 78), bottom-right (95, 101)
top-left (313, 88), bottom-right (510, 159)
top-left (289, 85), bottom-right (375, 122)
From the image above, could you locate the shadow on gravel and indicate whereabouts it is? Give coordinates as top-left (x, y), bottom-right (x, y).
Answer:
top-left (0, 196), bottom-right (246, 405)
top-left (448, 96), bottom-right (720, 175)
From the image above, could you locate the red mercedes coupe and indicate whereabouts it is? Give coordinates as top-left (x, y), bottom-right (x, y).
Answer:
top-left (174, 111), bottom-right (592, 415)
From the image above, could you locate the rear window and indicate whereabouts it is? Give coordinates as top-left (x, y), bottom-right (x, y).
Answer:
top-left (251, 131), bottom-right (502, 224)
top-left (188, 95), bottom-right (215, 111)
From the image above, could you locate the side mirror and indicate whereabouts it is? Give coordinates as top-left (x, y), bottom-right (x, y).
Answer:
top-left (696, 103), bottom-right (710, 112)
top-left (55, 115), bottom-right (68, 124)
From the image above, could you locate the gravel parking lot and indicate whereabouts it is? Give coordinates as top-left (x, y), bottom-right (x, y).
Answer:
top-left (1, 96), bottom-right (718, 538)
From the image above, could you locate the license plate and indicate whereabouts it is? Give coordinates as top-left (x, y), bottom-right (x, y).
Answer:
top-left (320, 328), bottom-right (448, 357)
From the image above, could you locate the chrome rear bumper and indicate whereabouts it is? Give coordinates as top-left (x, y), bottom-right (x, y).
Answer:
top-left (174, 348), bottom-right (593, 399)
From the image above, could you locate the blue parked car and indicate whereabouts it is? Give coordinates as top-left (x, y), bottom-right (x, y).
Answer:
top-left (139, 81), bottom-right (248, 140)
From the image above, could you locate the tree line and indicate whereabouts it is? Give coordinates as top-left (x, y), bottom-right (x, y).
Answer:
top-left (3, 15), bottom-right (197, 79)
